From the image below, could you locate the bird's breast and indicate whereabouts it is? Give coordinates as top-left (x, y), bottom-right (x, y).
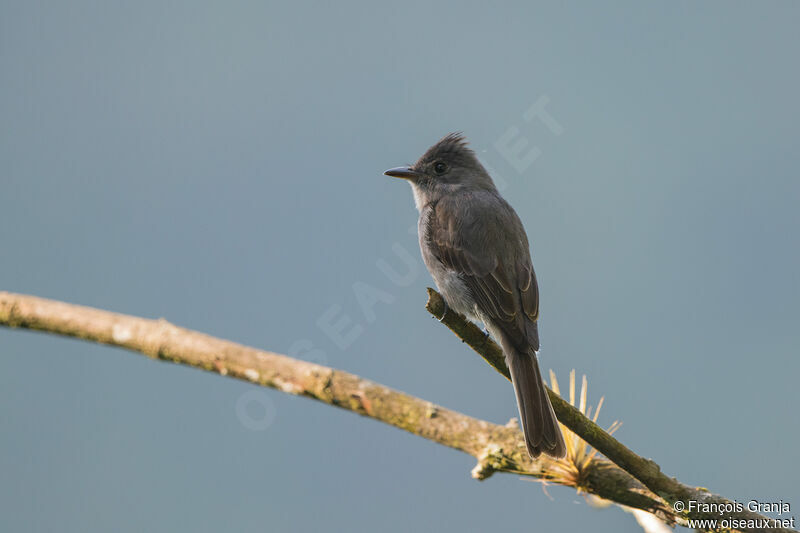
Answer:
top-left (417, 209), bottom-right (478, 321)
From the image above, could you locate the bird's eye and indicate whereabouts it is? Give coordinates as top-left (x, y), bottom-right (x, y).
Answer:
top-left (433, 161), bottom-right (447, 175)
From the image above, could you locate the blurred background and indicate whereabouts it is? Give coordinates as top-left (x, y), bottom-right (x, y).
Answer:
top-left (1, 2), bottom-right (798, 532)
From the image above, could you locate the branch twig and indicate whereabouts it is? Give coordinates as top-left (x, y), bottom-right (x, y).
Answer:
top-left (0, 290), bottom-right (793, 533)
top-left (425, 288), bottom-right (794, 533)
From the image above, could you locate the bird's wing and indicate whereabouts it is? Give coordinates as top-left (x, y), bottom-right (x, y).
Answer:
top-left (427, 193), bottom-right (539, 346)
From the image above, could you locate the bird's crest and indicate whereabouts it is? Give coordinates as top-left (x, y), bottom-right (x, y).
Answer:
top-left (416, 132), bottom-right (474, 165)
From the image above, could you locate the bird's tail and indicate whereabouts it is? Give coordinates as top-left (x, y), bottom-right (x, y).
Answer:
top-left (502, 338), bottom-right (566, 459)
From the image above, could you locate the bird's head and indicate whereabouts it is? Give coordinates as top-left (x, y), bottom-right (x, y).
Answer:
top-left (384, 133), bottom-right (496, 197)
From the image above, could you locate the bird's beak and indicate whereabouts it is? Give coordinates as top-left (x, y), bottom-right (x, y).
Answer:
top-left (383, 166), bottom-right (421, 180)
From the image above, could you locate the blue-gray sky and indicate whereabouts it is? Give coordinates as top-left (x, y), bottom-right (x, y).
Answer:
top-left (1, 2), bottom-right (798, 532)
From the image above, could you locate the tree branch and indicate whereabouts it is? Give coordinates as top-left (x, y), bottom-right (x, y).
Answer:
top-left (0, 291), bottom-right (793, 533)
top-left (426, 288), bottom-right (794, 533)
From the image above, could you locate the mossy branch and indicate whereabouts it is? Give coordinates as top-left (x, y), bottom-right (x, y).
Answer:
top-left (0, 291), bottom-right (794, 533)
top-left (425, 288), bottom-right (794, 533)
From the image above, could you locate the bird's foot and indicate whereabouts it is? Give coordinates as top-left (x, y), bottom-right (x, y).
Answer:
top-left (439, 300), bottom-right (449, 322)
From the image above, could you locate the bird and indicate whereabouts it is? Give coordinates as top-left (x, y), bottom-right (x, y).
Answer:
top-left (383, 133), bottom-right (566, 458)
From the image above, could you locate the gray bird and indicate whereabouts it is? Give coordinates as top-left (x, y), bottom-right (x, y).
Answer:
top-left (384, 133), bottom-right (566, 458)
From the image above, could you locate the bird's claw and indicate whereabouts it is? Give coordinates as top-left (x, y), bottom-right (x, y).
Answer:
top-left (439, 300), bottom-right (449, 322)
